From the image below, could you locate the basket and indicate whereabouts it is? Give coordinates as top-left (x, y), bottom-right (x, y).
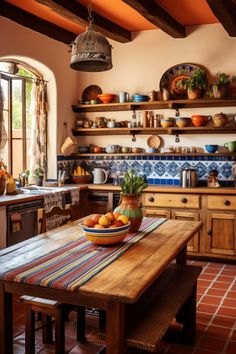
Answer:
top-left (147, 135), bottom-right (161, 149)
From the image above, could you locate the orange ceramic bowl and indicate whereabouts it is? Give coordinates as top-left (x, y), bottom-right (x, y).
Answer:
top-left (82, 222), bottom-right (130, 245)
top-left (191, 115), bottom-right (211, 127)
top-left (97, 94), bottom-right (116, 104)
top-left (71, 175), bottom-right (92, 184)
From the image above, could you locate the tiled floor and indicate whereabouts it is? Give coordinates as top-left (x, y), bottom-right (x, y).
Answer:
top-left (11, 261), bottom-right (236, 353)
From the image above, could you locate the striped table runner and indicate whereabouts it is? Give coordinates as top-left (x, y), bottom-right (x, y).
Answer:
top-left (1, 217), bottom-right (167, 291)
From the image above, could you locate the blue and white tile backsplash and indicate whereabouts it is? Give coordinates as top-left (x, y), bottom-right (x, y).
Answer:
top-left (57, 155), bottom-right (236, 186)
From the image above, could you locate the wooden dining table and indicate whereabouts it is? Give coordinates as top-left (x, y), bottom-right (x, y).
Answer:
top-left (0, 217), bottom-right (202, 354)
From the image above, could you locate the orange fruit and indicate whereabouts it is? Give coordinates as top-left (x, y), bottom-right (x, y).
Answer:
top-left (84, 218), bottom-right (96, 227)
top-left (91, 214), bottom-right (102, 224)
top-left (112, 220), bottom-right (124, 227)
top-left (113, 212), bottom-right (121, 220)
top-left (98, 215), bottom-right (111, 228)
top-left (106, 212), bottom-right (115, 222)
top-left (118, 215), bottom-right (129, 225)
top-left (94, 224), bottom-right (104, 229)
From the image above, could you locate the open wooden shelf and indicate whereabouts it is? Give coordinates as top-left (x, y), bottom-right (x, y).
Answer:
top-left (73, 152), bottom-right (236, 157)
top-left (72, 123), bottom-right (236, 136)
top-left (72, 98), bottom-right (236, 113)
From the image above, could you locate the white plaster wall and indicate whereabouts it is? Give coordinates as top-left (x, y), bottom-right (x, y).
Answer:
top-left (74, 24), bottom-right (236, 151)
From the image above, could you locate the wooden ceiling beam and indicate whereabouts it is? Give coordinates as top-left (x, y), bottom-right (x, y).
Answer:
top-left (34, 0), bottom-right (131, 43)
top-left (122, 0), bottom-right (185, 38)
top-left (206, 0), bottom-right (236, 36)
top-left (1, 1), bottom-right (76, 44)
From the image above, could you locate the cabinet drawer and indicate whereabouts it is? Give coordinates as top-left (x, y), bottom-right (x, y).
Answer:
top-left (144, 193), bottom-right (200, 209)
top-left (207, 195), bottom-right (236, 210)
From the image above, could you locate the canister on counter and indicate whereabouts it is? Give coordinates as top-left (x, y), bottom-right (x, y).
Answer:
top-left (143, 111), bottom-right (149, 127)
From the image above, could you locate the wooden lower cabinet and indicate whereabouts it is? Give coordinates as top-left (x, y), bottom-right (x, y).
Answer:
top-left (172, 210), bottom-right (200, 253)
top-left (206, 211), bottom-right (236, 257)
top-left (144, 208), bottom-right (171, 219)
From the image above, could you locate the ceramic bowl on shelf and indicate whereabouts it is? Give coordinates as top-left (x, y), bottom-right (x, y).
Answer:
top-left (175, 117), bottom-right (191, 127)
top-left (78, 146), bottom-right (90, 153)
top-left (160, 118), bottom-right (174, 128)
top-left (191, 115), bottom-right (211, 127)
top-left (82, 222), bottom-right (130, 245)
top-left (97, 93), bottom-right (116, 104)
top-left (205, 145), bottom-right (218, 153)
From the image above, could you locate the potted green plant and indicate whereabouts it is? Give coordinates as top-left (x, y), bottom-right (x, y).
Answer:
top-left (33, 167), bottom-right (44, 186)
top-left (212, 73), bottom-right (232, 98)
top-left (114, 170), bottom-right (148, 232)
top-left (177, 68), bottom-right (207, 99)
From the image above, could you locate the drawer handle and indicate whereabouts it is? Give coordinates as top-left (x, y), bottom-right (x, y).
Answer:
top-left (181, 197), bottom-right (188, 204)
top-left (148, 197), bottom-right (155, 202)
top-left (207, 229), bottom-right (212, 236)
top-left (224, 200), bottom-right (231, 206)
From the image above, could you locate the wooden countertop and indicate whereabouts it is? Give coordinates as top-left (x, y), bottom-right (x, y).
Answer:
top-left (87, 184), bottom-right (236, 195)
top-left (1, 183), bottom-right (236, 206)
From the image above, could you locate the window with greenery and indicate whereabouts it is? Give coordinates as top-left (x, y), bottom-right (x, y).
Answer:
top-left (0, 62), bottom-right (37, 178)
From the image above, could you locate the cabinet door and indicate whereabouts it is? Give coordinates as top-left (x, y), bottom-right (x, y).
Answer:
top-left (87, 191), bottom-right (114, 215)
top-left (206, 212), bottom-right (236, 256)
top-left (143, 208), bottom-right (171, 219)
top-left (172, 210), bottom-right (200, 253)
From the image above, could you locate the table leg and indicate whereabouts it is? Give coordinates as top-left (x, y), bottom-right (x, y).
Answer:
top-left (176, 245), bottom-right (187, 265)
top-left (0, 284), bottom-right (13, 354)
top-left (106, 301), bottom-right (125, 354)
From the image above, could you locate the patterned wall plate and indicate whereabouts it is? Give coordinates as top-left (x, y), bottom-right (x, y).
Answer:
top-left (147, 135), bottom-right (161, 149)
top-left (82, 85), bottom-right (102, 101)
top-left (159, 63), bottom-right (202, 98)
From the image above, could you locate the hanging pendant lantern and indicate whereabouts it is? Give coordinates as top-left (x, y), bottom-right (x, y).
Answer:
top-left (70, 1), bottom-right (112, 72)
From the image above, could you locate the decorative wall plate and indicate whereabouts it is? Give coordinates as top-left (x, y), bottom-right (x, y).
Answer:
top-left (159, 63), bottom-right (202, 98)
top-left (82, 85), bottom-right (102, 101)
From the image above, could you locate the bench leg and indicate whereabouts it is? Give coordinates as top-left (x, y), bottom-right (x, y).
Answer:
top-left (42, 313), bottom-right (53, 344)
top-left (25, 305), bottom-right (35, 354)
top-left (176, 282), bottom-right (197, 345)
top-left (55, 308), bottom-right (65, 354)
top-left (99, 309), bottom-right (106, 331)
top-left (76, 306), bottom-right (86, 342)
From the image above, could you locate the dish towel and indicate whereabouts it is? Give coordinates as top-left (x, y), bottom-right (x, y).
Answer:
top-left (43, 191), bottom-right (67, 231)
top-left (70, 188), bottom-right (80, 205)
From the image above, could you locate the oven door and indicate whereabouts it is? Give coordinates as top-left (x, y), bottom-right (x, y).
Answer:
top-left (7, 200), bottom-right (43, 247)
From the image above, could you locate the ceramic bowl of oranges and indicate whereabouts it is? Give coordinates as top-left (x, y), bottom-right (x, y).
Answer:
top-left (82, 212), bottom-right (130, 245)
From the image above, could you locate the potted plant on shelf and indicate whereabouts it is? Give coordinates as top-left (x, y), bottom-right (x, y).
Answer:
top-left (33, 167), bottom-right (44, 186)
top-left (212, 73), bottom-right (235, 98)
top-left (114, 170), bottom-right (147, 232)
top-left (177, 68), bottom-right (207, 99)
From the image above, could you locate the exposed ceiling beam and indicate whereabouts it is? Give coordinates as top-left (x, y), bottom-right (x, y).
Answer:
top-left (34, 0), bottom-right (131, 43)
top-left (122, 0), bottom-right (185, 38)
top-left (1, 1), bottom-right (76, 44)
top-left (206, 0), bottom-right (236, 36)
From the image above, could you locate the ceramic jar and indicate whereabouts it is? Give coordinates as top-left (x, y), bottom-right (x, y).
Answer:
top-left (114, 193), bottom-right (143, 232)
top-left (176, 117), bottom-right (191, 127)
top-left (212, 112), bottom-right (228, 127)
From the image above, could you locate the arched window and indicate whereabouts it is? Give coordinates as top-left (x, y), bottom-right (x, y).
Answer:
top-left (0, 60), bottom-right (47, 179)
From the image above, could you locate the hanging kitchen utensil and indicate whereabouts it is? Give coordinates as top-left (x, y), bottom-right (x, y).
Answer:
top-left (60, 122), bottom-right (77, 156)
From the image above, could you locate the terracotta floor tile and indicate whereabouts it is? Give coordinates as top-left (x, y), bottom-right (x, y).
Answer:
top-left (207, 288), bottom-right (226, 297)
top-left (199, 274), bottom-right (217, 281)
top-left (202, 268), bottom-right (221, 275)
top-left (224, 341), bottom-right (236, 354)
top-left (205, 325), bottom-right (231, 338)
top-left (196, 313), bottom-right (212, 325)
top-left (198, 280), bottom-right (213, 287)
top-left (197, 303), bottom-right (218, 314)
top-left (221, 269), bottom-right (236, 276)
top-left (224, 265), bottom-right (236, 270)
top-left (211, 315), bottom-right (235, 327)
top-left (222, 298), bottom-right (236, 308)
top-left (216, 275), bottom-right (235, 283)
top-left (200, 295), bottom-right (222, 306)
top-left (197, 335), bottom-right (226, 351)
top-left (198, 286), bottom-right (208, 295)
top-left (206, 263), bottom-right (224, 269)
top-left (231, 284), bottom-right (236, 291)
top-left (217, 306), bottom-right (236, 318)
top-left (231, 330), bottom-right (236, 341)
top-left (212, 282), bottom-right (231, 290)
top-left (226, 290), bottom-right (236, 298)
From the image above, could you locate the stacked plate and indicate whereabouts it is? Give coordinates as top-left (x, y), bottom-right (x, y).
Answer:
top-left (132, 94), bottom-right (149, 102)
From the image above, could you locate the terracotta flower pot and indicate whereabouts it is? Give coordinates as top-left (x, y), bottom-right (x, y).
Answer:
top-left (114, 193), bottom-right (143, 233)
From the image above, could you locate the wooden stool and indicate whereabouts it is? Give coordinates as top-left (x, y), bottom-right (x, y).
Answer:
top-left (21, 296), bottom-right (86, 354)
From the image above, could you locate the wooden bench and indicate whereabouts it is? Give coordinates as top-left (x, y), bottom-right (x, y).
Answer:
top-left (125, 264), bottom-right (202, 352)
top-left (21, 296), bottom-right (85, 354)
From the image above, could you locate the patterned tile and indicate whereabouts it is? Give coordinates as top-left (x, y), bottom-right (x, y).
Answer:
top-left (57, 155), bottom-right (236, 185)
